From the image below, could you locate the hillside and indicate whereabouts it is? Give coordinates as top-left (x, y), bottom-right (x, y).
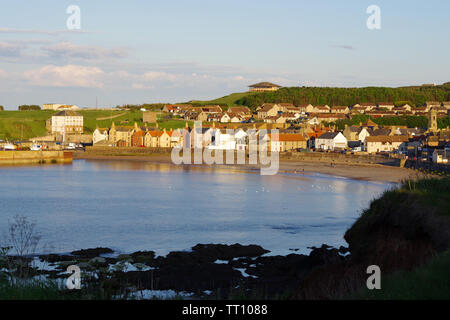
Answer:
top-left (187, 91), bottom-right (261, 108)
top-left (236, 84), bottom-right (450, 110)
top-left (0, 110), bottom-right (190, 141)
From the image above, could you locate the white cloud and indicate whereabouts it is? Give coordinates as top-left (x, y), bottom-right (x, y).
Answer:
top-left (0, 41), bottom-right (24, 57)
top-left (23, 64), bottom-right (104, 88)
top-left (41, 42), bottom-right (128, 60)
top-left (0, 28), bottom-right (91, 35)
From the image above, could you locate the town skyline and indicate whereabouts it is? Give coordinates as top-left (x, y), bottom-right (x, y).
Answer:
top-left (1, 0), bottom-right (450, 108)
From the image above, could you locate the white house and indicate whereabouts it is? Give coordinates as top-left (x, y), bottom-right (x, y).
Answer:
top-left (358, 128), bottom-right (371, 143)
top-left (207, 129), bottom-right (236, 150)
top-left (365, 136), bottom-right (408, 153)
top-left (51, 110), bottom-right (84, 135)
top-left (43, 103), bottom-right (62, 110)
top-left (220, 113), bottom-right (231, 123)
top-left (234, 129), bottom-right (248, 151)
top-left (93, 128), bottom-right (109, 144)
top-left (433, 149), bottom-right (449, 163)
top-left (315, 132), bottom-right (348, 151)
top-left (307, 117), bottom-right (320, 126)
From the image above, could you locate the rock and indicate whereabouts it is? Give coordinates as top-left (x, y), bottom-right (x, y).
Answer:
top-left (117, 254), bottom-right (132, 262)
top-left (130, 251), bottom-right (155, 264)
top-left (308, 245), bottom-right (342, 265)
top-left (39, 254), bottom-right (75, 263)
top-left (89, 257), bottom-right (106, 265)
top-left (58, 261), bottom-right (77, 268)
top-left (77, 262), bottom-right (91, 270)
top-left (192, 244), bottom-right (270, 261)
top-left (71, 247), bottom-right (114, 259)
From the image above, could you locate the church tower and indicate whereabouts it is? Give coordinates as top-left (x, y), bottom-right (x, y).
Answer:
top-left (428, 109), bottom-right (438, 132)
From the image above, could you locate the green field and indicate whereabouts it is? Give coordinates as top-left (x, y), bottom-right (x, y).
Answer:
top-left (0, 110), bottom-right (193, 141)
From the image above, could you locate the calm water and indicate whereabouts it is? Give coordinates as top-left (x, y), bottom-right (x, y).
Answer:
top-left (0, 160), bottom-right (391, 256)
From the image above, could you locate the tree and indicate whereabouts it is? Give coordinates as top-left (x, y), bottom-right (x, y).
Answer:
top-left (0, 105), bottom-right (4, 111)
top-left (18, 105), bottom-right (41, 111)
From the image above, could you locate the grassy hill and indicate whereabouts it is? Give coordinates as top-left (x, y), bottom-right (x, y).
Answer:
top-left (236, 84), bottom-right (450, 110)
top-left (0, 110), bottom-right (191, 141)
top-left (187, 91), bottom-right (261, 108)
top-left (186, 83), bottom-right (450, 111)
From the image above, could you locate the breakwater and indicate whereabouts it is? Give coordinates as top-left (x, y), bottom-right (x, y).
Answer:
top-left (0, 150), bottom-right (73, 165)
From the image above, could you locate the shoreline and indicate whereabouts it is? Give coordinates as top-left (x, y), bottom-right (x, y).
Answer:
top-left (74, 152), bottom-right (422, 183)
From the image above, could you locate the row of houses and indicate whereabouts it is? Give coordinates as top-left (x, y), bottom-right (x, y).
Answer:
top-left (93, 122), bottom-right (308, 152)
top-left (255, 101), bottom-right (450, 122)
top-left (93, 120), bottom-right (433, 155)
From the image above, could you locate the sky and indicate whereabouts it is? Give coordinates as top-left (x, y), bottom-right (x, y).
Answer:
top-left (0, 0), bottom-right (449, 109)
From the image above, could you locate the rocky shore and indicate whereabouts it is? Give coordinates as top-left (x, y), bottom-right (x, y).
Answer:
top-left (28, 243), bottom-right (348, 299)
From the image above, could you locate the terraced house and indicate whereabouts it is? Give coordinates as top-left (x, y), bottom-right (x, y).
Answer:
top-left (50, 110), bottom-right (84, 135)
top-left (365, 135), bottom-right (409, 153)
top-left (266, 133), bottom-right (307, 152)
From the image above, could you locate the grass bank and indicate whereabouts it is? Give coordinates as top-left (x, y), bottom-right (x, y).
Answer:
top-left (0, 110), bottom-right (192, 140)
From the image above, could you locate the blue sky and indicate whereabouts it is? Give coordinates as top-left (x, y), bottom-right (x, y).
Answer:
top-left (0, 0), bottom-right (449, 109)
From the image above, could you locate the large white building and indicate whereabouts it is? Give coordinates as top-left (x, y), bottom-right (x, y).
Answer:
top-left (51, 110), bottom-right (84, 135)
top-left (315, 132), bottom-right (348, 151)
top-left (43, 104), bottom-right (79, 111)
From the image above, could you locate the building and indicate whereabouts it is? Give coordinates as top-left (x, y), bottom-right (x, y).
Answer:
top-left (50, 110), bottom-right (84, 135)
top-left (131, 130), bottom-right (146, 147)
top-left (315, 132), bottom-right (348, 151)
top-left (331, 106), bottom-right (350, 114)
top-left (109, 122), bottom-right (135, 146)
top-left (268, 133), bottom-right (307, 152)
top-left (43, 103), bottom-right (62, 110)
top-left (432, 149), bottom-right (449, 163)
top-left (43, 104), bottom-right (79, 110)
top-left (312, 105), bottom-right (331, 113)
top-left (228, 106), bottom-right (252, 116)
top-left (248, 82), bottom-right (281, 92)
top-left (143, 111), bottom-right (157, 123)
top-left (365, 136), bottom-right (408, 153)
top-left (377, 102), bottom-right (395, 111)
top-left (428, 109), bottom-right (438, 132)
top-left (93, 128), bottom-right (109, 144)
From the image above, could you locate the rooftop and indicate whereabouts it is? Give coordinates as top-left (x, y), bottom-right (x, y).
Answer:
top-left (249, 82), bottom-right (281, 88)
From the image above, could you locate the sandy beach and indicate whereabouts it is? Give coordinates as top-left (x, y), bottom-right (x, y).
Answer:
top-left (74, 152), bottom-right (423, 183)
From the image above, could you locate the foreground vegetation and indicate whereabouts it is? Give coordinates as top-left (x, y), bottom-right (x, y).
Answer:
top-left (354, 250), bottom-right (450, 300)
